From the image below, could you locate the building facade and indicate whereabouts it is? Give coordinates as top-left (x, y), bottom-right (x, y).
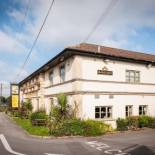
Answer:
top-left (19, 43), bottom-right (155, 128)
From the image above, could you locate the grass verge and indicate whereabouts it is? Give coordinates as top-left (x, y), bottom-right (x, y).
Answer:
top-left (13, 117), bottom-right (49, 136)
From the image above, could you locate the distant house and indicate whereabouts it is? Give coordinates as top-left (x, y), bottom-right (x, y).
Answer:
top-left (19, 43), bottom-right (155, 128)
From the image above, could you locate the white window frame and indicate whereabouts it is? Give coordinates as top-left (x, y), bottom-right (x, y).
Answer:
top-left (125, 105), bottom-right (133, 117)
top-left (95, 106), bottom-right (112, 119)
top-left (59, 64), bottom-right (65, 83)
top-left (126, 70), bottom-right (140, 83)
top-left (139, 105), bottom-right (147, 115)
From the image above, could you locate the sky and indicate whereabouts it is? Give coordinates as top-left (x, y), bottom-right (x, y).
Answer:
top-left (0, 0), bottom-right (155, 96)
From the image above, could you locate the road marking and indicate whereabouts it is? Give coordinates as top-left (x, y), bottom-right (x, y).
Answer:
top-left (44, 153), bottom-right (64, 155)
top-left (0, 134), bottom-right (26, 155)
top-left (86, 141), bottom-right (130, 155)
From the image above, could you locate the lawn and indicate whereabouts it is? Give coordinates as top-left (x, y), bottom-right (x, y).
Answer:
top-left (13, 117), bottom-right (49, 136)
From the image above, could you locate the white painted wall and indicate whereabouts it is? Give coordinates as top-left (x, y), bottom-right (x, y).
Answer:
top-left (20, 54), bottom-right (155, 129)
top-left (81, 56), bottom-right (155, 83)
top-left (82, 94), bottom-right (155, 128)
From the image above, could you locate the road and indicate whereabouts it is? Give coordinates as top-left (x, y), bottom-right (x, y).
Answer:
top-left (0, 113), bottom-right (155, 155)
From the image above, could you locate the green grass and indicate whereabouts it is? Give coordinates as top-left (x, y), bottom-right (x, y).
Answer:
top-left (13, 117), bottom-right (49, 136)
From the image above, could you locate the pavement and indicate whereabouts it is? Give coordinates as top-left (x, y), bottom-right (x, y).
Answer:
top-left (0, 112), bottom-right (155, 155)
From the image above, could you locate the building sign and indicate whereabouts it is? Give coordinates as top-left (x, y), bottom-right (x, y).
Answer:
top-left (11, 84), bottom-right (19, 108)
top-left (11, 95), bottom-right (19, 108)
top-left (97, 66), bottom-right (113, 75)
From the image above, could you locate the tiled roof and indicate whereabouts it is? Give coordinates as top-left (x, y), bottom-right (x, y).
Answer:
top-left (19, 43), bottom-right (155, 85)
top-left (68, 43), bottom-right (155, 62)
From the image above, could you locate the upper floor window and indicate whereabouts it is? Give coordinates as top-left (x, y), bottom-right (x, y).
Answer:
top-left (49, 70), bottom-right (54, 84)
top-left (95, 106), bottom-right (112, 119)
top-left (126, 70), bottom-right (140, 83)
top-left (60, 65), bottom-right (65, 83)
top-left (139, 105), bottom-right (147, 115)
top-left (125, 105), bottom-right (132, 117)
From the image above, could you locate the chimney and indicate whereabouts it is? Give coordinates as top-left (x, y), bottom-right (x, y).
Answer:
top-left (98, 46), bottom-right (101, 53)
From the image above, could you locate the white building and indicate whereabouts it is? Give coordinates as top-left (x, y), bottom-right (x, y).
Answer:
top-left (19, 43), bottom-right (155, 128)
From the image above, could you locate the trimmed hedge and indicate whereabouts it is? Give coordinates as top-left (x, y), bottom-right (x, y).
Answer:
top-left (117, 116), bottom-right (155, 131)
top-left (51, 119), bottom-right (112, 136)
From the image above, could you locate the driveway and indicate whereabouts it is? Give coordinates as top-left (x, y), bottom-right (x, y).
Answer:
top-left (0, 112), bottom-right (155, 155)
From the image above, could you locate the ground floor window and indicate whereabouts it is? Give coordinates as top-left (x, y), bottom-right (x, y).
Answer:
top-left (125, 105), bottom-right (132, 117)
top-left (139, 105), bottom-right (147, 115)
top-left (95, 106), bottom-right (112, 119)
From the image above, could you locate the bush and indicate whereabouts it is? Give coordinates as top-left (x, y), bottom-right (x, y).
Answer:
top-left (148, 117), bottom-right (155, 128)
top-left (126, 116), bottom-right (139, 130)
top-left (117, 116), bottom-right (155, 131)
top-left (84, 120), bottom-right (111, 136)
top-left (138, 116), bottom-right (153, 128)
top-left (116, 118), bottom-right (128, 131)
top-left (30, 110), bottom-right (47, 121)
top-left (12, 111), bottom-right (21, 117)
top-left (51, 119), bottom-right (111, 136)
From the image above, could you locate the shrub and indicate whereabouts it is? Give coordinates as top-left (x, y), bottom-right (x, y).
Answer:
top-left (116, 118), bottom-right (128, 131)
top-left (51, 119), bottom-right (112, 136)
top-left (30, 110), bottom-right (47, 121)
top-left (148, 117), bottom-right (155, 128)
top-left (84, 119), bottom-right (111, 136)
top-left (51, 119), bottom-right (85, 136)
top-left (126, 116), bottom-right (139, 130)
top-left (138, 116), bottom-right (153, 128)
top-left (13, 111), bottom-right (21, 117)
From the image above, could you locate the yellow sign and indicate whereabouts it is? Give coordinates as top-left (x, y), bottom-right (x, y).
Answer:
top-left (12, 95), bottom-right (19, 108)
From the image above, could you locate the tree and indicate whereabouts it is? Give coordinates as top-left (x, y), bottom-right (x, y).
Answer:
top-left (0, 96), bottom-right (6, 104)
top-left (50, 94), bottom-right (72, 122)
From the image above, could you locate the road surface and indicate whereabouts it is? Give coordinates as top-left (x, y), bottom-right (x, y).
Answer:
top-left (0, 112), bottom-right (155, 155)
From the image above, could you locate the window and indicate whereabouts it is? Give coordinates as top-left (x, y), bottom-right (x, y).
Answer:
top-left (139, 105), bottom-right (147, 115)
top-left (95, 106), bottom-right (112, 119)
top-left (126, 70), bottom-right (140, 83)
top-left (60, 65), bottom-right (65, 82)
top-left (49, 70), bottom-right (54, 84)
top-left (125, 105), bottom-right (132, 117)
top-left (94, 94), bottom-right (100, 99)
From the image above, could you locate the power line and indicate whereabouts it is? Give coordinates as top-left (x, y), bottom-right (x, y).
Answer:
top-left (12, 0), bottom-right (31, 81)
top-left (83, 0), bottom-right (119, 43)
top-left (14, 0), bottom-right (55, 82)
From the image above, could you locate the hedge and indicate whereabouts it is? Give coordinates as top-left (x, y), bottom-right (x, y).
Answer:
top-left (117, 116), bottom-right (155, 131)
top-left (51, 119), bottom-right (112, 136)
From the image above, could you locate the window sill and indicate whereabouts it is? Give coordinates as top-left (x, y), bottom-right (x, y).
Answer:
top-left (95, 118), bottom-right (115, 121)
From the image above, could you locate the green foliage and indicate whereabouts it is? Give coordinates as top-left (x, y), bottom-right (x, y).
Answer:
top-left (21, 100), bottom-right (33, 112)
top-left (12, 110), bottom-right (21, 117)
top-left (126, 116), bottom-right (139, 129)
top-left (51, 119), bottom-right (112, 136)
top-left (116, 118), bottom-right (128, 131)
top-left (148, 117), bottom-right (155, 128)
top-left (24, 100), bottom-right (33, 111)
top-left (13, 117), bottom-right (49, 136)
top-left (50, 94), bottom-right (72, 122)
top-left (30, 110), bottom-right (47, 121)
top-left (138, 116), bottom-right (154, 128)
top-left (117, 116), bottom-right (155, 131)
top-left (83, 119), bottom-right (112, 136)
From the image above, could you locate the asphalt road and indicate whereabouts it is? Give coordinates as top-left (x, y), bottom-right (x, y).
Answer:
top-left (0, 113), bottom-right (155, 155)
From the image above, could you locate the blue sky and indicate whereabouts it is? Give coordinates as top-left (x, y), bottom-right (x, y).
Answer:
top-left (0, 0), bottom-right (155, 96)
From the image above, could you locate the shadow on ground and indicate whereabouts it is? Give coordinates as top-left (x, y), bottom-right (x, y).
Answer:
top-left (127, 145), bottom-right (155, 155)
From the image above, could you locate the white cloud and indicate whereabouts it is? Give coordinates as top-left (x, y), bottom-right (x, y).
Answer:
top-left (1, 0), bottom-right (155, 87)
top-left (0, 30), bottom-right (27, 54)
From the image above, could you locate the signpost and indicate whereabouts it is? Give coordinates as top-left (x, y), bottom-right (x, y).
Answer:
top-left (10, 84), bottom-right (19, 109)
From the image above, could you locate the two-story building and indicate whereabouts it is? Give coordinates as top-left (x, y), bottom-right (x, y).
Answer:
top-left (19, 43), bottom-right (155, 128)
